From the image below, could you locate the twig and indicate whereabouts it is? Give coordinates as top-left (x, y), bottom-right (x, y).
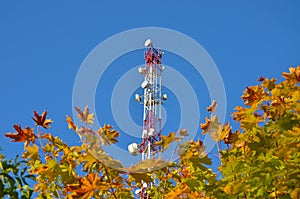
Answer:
top-left (103, 165), bottom-right (118, 199)
top-left (37, 126), bottom-right (44, 148)
top-left (216, 141), bottom-right (222, 165)
top-left (169, 143), bottom-right (178, 162)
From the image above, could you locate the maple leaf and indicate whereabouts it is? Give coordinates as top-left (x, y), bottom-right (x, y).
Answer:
top-left (224, 130), bottom-right (240, 145)
top-left (154, 132), bottom-right (180, 151)
top-left (75, 106), bottom-right (94, 125)
top-left (22, 144), bottom-right (40, 164)
top-left (200, 117), bottom-right (211, 133)
top-left (242, 85), bottom-right (269, 107)
top-left (261, 77), bottom-right (276, 91)
top-left (65, 173), bottom-right (110, 199)
top-left (258, 76), bottom-right (265, 82)
top-left (211, 122), bottom-right (232, 142)
top-left (165, 184), bottom-right (190, 198)
top-left (282, 66), bottom-right (300, 84)
top-left (223, 128), bottom-right (233, 144)
top-left (32, 110), bottom-right (53, 129)
top-left (96, 124), bottom-right (120, 145)
top-left (128, 158), bottom-right (169, 173)
top-left (179, 139), bottom-right (210, 170)
top-left (207, 100), bottom-right (217, 113)
top-left (5, 124), bottom-right (36, 146)
top-left (178, 129), bottom-right (189, 137)
top-left (128, 158), bottom-right (169, 183)
top-left (78, 151), bottom-right (99, 172)
top-left (242, 86), bottom-right (258, 105)
top-left (232, 106), bottom-right (247, 121)
top-left (66, 115), bottom-right (77, 131)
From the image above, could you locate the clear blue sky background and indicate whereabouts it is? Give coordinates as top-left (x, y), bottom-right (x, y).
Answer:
top-left (0, 1), bottom-right (299, 168)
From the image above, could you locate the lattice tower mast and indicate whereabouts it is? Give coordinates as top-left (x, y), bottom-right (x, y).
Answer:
top-left (128, 39), bottom-right (167, 199)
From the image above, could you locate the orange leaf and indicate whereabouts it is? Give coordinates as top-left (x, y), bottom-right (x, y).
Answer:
top-left (200, 117), bottom-right (211, 133)
top-left (32, 110), bottom-right (53, 129)
top-left (66, 115), bottom-right (77, 131)
top-left (282, 66), bottom-right (300, 84)
top-left (5, 124), bottom-right (36, 146)
top-left (65, 173), bottom-right (109, 199)
top-left (241, 85), bottom-right (268, 107)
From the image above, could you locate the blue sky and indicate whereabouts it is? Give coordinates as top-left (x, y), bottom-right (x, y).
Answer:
top-left (0, 1), bottom-right (299, 168)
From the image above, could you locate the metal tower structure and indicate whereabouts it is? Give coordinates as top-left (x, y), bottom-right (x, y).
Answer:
top-left (128, 39), bottom-right (167, 199)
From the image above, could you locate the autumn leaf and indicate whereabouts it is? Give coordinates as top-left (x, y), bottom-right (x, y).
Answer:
top-left (5, 124), bottom-right (36, 146)
top-left (178, 129), bottom-right (188, 137)
top-left (291, 188), bottom-right (300, 199)
top-left (179, 139), bottom-right (210, 170)
top-left (207, 100), bottom-right (217, 113)
top-left (65, 173), bottom-right (110, 199)
top-left (128, 172), bottom-right (153, 185)
top-left (127, 158), bottom-right (169, 173)
top-left (241, 86), bottom-right (267, 106)
top-left (75, 106), bottom-right (94, 125)
top-left (66, 115), bottom-right (77, 131)
top-left (165, 184), bottom-right (190, 198)
top-left (78, 152), bottom-right (99, 172)
top-left (282, 66), bottom-right (300, 84)
top-left (211, 122), bottom-right (232, 142)
top-left (32, 110), bottom-right (53, 129)
top-left (224, 130), bottom-right (240, 145)
top-left (257, 76), bottom-right (265, 82)
top-left (92, 150), bottom-right (124, 170)
top-left (261, 77), bottom-right (276, 91)
top-left (200, 117), bottom-right (211, 133)
top-left (96, 124), bottom-right (120, 145)
top-left (223, 181), bottom-right (247, 195)
top-left (154, 132), bottom-right (180, 150)
top-left (22, 144), bottom-right (40, 162)
top-left (128, 158), bottom-right (169, 183)
top-left (223, 182), bottom-right (234, 195)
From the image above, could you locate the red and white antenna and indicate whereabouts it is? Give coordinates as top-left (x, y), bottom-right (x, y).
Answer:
top-left (128, 39), bottom-right (167, 198)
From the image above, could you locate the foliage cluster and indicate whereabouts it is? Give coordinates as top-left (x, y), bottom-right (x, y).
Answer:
top-left (2, 66), bottom-right (300, 198)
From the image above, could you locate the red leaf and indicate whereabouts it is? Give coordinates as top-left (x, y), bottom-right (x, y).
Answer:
top-left (32, 110), bottom-right (53, 129)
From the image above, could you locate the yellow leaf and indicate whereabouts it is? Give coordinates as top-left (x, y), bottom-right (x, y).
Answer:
top-left (282, 66), bottom-right (300, 84)
top-left (22, 144), bottom-right (40, 162)
top-left (261, 77), bottom-right (276, 91)
top-left (223, 182), bottom-right (234, 194)
top-left (291, 188), bottom-right (300, 199)
top-left (165, 184), bottom-right (190, 198)
top-left (96, 124), bottom-right (120, 145)
top-left (154, 132), bottom-right (176, 150)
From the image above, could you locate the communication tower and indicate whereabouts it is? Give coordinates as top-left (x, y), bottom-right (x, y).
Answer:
top-left (128, 39), bottom-right (167, 198)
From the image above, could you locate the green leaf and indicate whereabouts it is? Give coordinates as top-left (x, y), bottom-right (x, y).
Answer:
top-left (263, 173), bottom-right (271, 186)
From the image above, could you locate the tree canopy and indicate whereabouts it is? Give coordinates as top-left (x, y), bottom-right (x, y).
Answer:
top-left (2, 66), bottom-right (300, 199)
